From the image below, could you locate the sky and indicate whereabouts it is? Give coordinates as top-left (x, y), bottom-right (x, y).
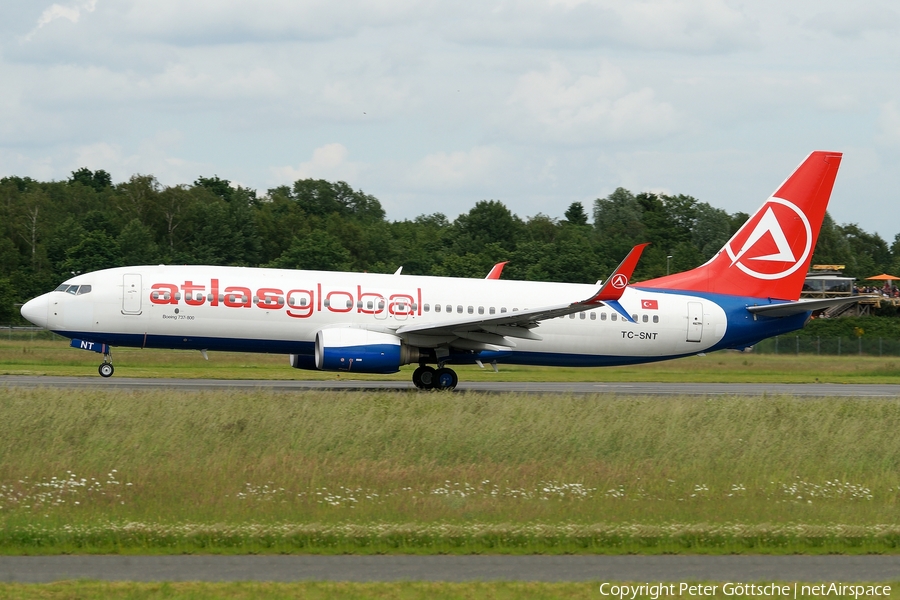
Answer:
top-left (2, 0), bottom-right (899, 240)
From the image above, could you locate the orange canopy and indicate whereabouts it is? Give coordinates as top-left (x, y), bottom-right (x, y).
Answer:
top-left (866, 274), bottom-right (900, 281)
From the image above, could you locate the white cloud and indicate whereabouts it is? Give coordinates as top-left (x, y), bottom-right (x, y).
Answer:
top-left (2, 0), bottom-right (900, 239)
top-left (446, 0), bottom-right (756, 53)
top-left (404, 146), bottom-right (509, 191)
top-left (805, 6), bottom-right (900, 39)
top-left (501, 63), bottom-right (680, 145)
top-left (272, 143), bottom-right (364, 184)
top-left (23, 0), bottom-right (97, 41)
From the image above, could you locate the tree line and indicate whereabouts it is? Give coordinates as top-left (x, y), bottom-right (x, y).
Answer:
top-left (1, 168), bottom-right (897, 324)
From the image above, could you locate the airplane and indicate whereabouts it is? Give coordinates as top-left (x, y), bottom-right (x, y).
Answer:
top-left (20, 151), bottom-right (864, 390)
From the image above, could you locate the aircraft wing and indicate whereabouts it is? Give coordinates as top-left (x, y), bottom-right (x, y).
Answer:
top-left (394, 244), bottom-right (649, 348)
top-left (745, 296), bottom-right (878, 317)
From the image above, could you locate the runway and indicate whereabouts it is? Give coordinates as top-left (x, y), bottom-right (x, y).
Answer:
top-left (4, 555), bottom-right (900, 583)
top-left (2, 375), bottom-right (900, 397)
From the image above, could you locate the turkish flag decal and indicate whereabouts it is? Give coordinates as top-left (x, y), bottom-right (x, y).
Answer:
top-left (641, 299), bottom-right (659, 310)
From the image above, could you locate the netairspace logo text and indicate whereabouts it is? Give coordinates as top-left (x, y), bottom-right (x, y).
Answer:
top-left (599, 582), bottom-right (892, 599)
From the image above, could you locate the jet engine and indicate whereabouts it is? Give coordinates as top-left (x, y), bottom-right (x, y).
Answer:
top-left (313, 328), bottom-right (421, 373)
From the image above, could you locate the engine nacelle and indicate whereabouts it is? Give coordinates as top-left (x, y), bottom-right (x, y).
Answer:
top-left (315, 328), bottom-right (419, 374)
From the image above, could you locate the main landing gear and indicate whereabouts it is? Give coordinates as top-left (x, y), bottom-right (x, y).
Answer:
top-left (98, 351), bottom-right (114, 378)
top-left (412, 364), bottom-right (458, 390)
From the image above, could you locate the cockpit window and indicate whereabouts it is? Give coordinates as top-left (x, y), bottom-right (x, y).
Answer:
top-left (55, 284), bottom-right (91, 295)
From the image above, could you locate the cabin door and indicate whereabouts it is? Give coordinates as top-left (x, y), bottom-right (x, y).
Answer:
top-left (122, 273), bottom-right (142, 314)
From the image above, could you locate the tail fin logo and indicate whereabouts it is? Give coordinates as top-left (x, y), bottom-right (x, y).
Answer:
top-left (611, 274), bottom-right (628, 289)
top-left (724, 197), bottom-right (812, 281)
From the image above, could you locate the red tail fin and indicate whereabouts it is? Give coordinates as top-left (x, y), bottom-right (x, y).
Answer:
top-left (642, 151), bottom-right (842, 300)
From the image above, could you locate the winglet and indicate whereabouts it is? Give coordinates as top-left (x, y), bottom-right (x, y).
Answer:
top-left (583, 243), bottom-right (649, 304)
top-left (485, 261), bottom-right (509, 280)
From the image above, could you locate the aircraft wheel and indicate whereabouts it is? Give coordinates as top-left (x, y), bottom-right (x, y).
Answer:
top-left (434, 367), bottom-right (458, 390)
top-left (413, 365), bottom-right (436, 390)
top-left (99, 363), bottom-right (114, 378)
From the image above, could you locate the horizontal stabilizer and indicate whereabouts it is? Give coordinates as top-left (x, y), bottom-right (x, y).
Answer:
top-left (746, 296), bottom-right (877, 317)
top-left (605, 300), bottom-right (636, 323)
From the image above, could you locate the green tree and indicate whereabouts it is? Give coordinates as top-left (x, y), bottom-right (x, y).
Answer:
top-left (69, 168), bottom-right (112, 192)
top-left (450, 200), bottom-right (522, 255)
top-left (0, 277), bottom-right (15, 324)
top-left (692, 202), bottom-right (732, 260)
top-left (593, 187), bottom-right (646, 259)
top-left (812, 213), bottom-right (855, 272)
top-left (62, 231), bottom-right (122, 274)
top-left (292, 179), bottom-right (385, 222)
top-left (194, 175), bottom-right (235, 202)
top-left (564, 202), bottom-right (588, 226)
top-left (841, 223), bottom-right (890, 279)
top-left (115, 175), bottom-right (161, 228)
top-left (118, 219), bottom-right (160, 266)
top-left (266, 231), bottom-right (352, 272)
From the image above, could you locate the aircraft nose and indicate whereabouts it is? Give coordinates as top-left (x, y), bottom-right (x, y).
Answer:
top-left (21, 294), bottom-right (50, 328)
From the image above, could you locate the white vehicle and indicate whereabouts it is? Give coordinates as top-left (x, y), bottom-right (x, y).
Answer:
top-left (21, 151), bottom-right (859, 389)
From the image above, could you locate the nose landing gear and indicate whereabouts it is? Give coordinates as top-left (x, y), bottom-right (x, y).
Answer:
top-left (98, 350), bottom-right (114, 378)
top-left (412, 364), bottom-right (458, 390)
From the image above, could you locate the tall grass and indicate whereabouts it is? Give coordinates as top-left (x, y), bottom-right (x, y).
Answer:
top-left (2, 388), bottom-right (900, 552)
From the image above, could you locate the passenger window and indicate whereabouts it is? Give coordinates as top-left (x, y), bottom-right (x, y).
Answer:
top-left (579, 313), bottom-right (586, 319)
top-left (175, 293), bottom-right (182, 300)
top-left (569, 314), bottom-right (575, 319)
top-left (435, 304), bottom-right (441, 313)
top-left (642, 314), bottom-right (648, 323)
top-left (611, 313), bottom-right (617, 321)
top-left (653, 315), bottom-right (659, 323)
top-left (467, 306), bottom-right (473, 314)
top-left (478, 306), bottom-right (484, 314)
top-left (76, 285), bottom-right (91, 295)
top-left (632, 314), bottom-right (638, 321)
top-left (512, 308), bottom-right (518, 312)
top-left (366, 300), bottom-right (373, 309)
top-left (601, 313), bottom-right (607, 321)
top-left (489, 307), bottom-right (495, 314)
top-left (424, 304), bottom-right (430, 312)
top-left (501, 307), bottom-right (507, 313)
top-left (457, 305), bottom-right (463, 313)
top-left (446, 305), bottom-right (452, 313)
top-left (590, 312), bottom-right (596, 320)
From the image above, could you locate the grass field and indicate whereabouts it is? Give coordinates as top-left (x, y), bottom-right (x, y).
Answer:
top-left (3, 387), bottom-right (900, 554)
top-left (3, 336), bottom-right (900, 383)
top-left (2, 582), bottom-right (897, 600)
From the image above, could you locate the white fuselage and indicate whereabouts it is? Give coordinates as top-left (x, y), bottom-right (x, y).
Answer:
top-left (34, 265), bottom-right (728, 366)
